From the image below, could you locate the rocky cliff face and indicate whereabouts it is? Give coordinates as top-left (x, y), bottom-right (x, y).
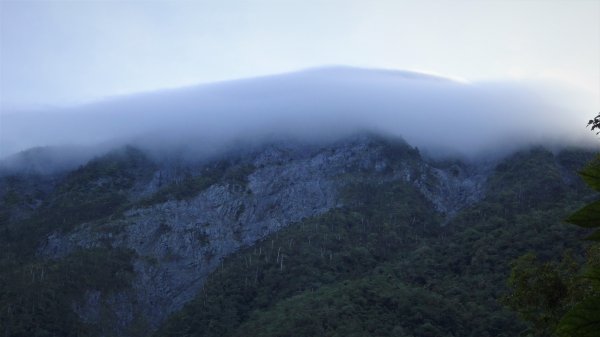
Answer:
top-left (30, 135), bottom-right (488, 333)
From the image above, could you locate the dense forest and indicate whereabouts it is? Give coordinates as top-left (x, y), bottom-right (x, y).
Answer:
top-left (0, 141), bottom-right (598, 337)
top-left (156, 148), bottom-right (597, 337)
top-left (2, 1), bottom-right (597, 336)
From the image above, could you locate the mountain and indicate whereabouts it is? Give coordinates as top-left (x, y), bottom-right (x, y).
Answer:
top-left (0, 133), bottom-right (595, 336)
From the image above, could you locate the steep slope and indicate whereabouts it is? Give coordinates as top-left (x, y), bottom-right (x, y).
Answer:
top-left (153, 147), bottom-right (594, 337)
top-left (40, 135), bottom-right (487, 332)
top-left (0, 135), bottom-right (594, 336)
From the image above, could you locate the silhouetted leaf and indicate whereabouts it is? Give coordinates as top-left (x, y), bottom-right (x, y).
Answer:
top-left (566, 200), bottom-right (600, 228)
top-left (556, 295), bottom-right (600, 337)
top-left (585, 230), bottom-right (600, 242)
top-left (579, 157), bottom-right (600, 192)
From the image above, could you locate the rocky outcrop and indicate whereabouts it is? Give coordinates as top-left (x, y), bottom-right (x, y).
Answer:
top-left (39, 135), bottom-right (488, 333)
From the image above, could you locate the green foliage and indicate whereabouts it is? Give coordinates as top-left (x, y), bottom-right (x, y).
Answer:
top-left (0, 146), bottom-right (261, 336)
top-left (139, 162), bottom-right (255, 206)
top-left (223, 163), bottom-right (256, 186)
top-left (156, 148), bottom-right (594, 337)
top-left (155, 180), bottom-right (442, 337)
top-left (557, 296), bottom-right (600, 337)
top-left (0, 144), bottom-right (595, 337)
top-left (503, 252), bottom-right (584, 337)
top-left (235, 274), bottom-right (467, 337)
top-left (0, 247), bottom-right (136, 337)
top-left (505, 154), bottom-right (600, 337)
top-left (567, 156), bottom-right (600, 241)
top-left (0, 174), bottom-right (56, 226)
top-left (487, 148), bottom-right (572, 212)
top-left (557, 157), bottom-right (600, 336)
top-left (0, 147), bottom-right (149, 336)
top-left (566, 200), bottom-right (600, 242)
top-left (141, 171), bottom-right (220, 205)
top-left (1, 146), bottom-right (156, 257)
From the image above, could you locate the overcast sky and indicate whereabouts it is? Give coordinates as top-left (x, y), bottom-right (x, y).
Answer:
top-left (1, 0), bottom-right (599, 111)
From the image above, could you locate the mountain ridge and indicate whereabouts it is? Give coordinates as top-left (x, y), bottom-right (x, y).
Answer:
top-left (1, 133), bottom-right (596, 336)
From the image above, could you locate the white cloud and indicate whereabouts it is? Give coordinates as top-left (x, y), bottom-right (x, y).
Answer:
top-left (1, 67), bottom-right (596, 163)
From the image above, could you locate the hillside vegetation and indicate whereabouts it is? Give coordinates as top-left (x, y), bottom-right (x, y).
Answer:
top-left (156, 148), bottom-right (594, 337)
top-left (0, 138), bottom-right (595, 337)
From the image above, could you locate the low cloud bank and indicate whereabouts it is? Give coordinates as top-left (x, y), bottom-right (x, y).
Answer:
top-left (1, 66), bottom-right (597, 166)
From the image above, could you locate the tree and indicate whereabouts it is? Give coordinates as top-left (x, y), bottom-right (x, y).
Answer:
top-left (557, 158), bottom-right (600, 337)
top-left (587, 112), bottom-right (600, 134)
top-left (505, 115), bottom-right (600, 337)
top-left (503, 252), bottom-right (582, 337)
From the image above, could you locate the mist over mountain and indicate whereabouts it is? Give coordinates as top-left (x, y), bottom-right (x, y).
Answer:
top-left (1, 67), bottom-right (598, 337)
top-left (1, 66), bottom-right (595, 166)
top-left (1, 130), bottom-right (596, 336)
top-left (3, 0), bottom-right (599, 334)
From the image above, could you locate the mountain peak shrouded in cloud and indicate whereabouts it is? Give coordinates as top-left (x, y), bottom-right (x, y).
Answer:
top-left (0, 66), bottom-right (596, 165)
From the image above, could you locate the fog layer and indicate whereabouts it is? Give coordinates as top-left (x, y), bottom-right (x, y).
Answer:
top-left (1, 66), bottom-right (596, 163)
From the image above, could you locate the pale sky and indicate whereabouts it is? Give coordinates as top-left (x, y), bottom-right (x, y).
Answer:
top-left (1, 0), bottom-right (599, 110)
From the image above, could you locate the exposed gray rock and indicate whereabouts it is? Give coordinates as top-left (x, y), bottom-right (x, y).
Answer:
top-left (417, 164), bottom-right (489, 218)
top-left (38, 136), bottom-right (488, 333)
